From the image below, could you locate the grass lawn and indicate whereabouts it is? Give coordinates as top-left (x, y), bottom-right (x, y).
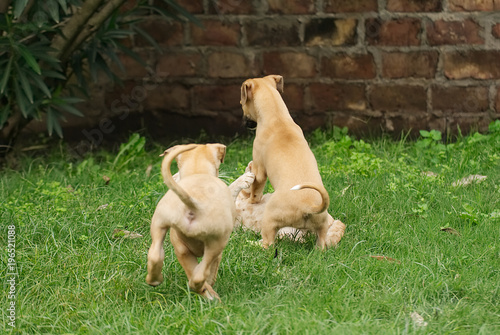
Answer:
top-left (1, 122), bottom-right (499, 334)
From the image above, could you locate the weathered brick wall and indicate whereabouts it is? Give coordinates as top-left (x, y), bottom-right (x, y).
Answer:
top-left (36, 0), bottom-right (500, 142)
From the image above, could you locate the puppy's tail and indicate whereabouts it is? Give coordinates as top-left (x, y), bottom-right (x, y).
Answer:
top-left (290, 183), bottom-right (329, 214)
top-left (160, 144), bottom-right (198, 210)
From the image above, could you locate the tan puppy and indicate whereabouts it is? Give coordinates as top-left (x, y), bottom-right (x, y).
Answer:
top-left (233, 162), bottom-right (345, 246)
top-left (146, 143), bottom-right (235, 301)
top-left (240, 75), bottom-right (345, 249)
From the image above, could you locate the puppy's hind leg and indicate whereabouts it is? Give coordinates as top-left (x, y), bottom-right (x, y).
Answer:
top-left (259, 195), bottom-right (286, 248)
top-left (170, 229), bottom-right (199, 285)
top-left (314, 224), bottom-right (329, 251)
top-left (190, 244), bottom-right (225, 301)
top-left (146, 217), bottom-right (169, 286)
top-left (206, 253), bottom-right (222, 287)
top-left (260, 213), bottom-right (279, 249)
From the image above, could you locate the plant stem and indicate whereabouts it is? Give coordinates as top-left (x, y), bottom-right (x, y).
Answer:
top-left (62, 0), bottom-right (128, 61)
top-left (50, 0), bottom-right (105, 62)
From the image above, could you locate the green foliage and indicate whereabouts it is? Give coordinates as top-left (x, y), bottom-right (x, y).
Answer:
top-left (414, 129), bottom-right (447, 165)
top-left (459, 202), bottom-right (500, 225)
top-left (0, 0), bottom-right (197, 140)
top-left (112, 133), bottom-right (146, 171)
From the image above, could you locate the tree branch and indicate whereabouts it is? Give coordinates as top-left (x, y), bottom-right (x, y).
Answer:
top-left (50, 0), bottom-right (105, 61)
top-left (61, 0), bottom-right (127, 61)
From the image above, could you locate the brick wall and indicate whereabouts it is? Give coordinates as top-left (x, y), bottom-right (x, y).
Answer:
top-left (42, 0), bottom-right (500, 141)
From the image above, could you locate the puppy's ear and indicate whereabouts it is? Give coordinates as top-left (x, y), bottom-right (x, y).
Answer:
top-left (159, 145), bottom-right (187, 167)
top-left (240, 81), bottom-right (253, 105)
top-left (209, 143), bottom-right (226, 165)
top-left (270, 75), bottom-right (283, 93)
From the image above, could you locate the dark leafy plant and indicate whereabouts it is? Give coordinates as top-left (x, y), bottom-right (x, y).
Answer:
top-left (0, 0), bottom-right (198, 156)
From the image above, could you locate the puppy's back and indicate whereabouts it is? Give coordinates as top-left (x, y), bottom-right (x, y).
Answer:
top-left (167, 174), bottom-right (235, 239)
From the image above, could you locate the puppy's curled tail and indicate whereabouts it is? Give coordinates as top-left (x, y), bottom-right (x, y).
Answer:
top-left (290, 184), bottom-right (330, 214)
top-left (160, 144), bottom-right (198, 210)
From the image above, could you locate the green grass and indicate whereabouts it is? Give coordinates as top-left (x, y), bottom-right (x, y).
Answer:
top-left (1, 122), bottom-right (500, 334)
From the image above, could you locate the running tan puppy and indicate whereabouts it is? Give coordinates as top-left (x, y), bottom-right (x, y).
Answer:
top-left (240, 75), bottom-right (345, 249)
top-left (146, 143), bottom-right (235, 301)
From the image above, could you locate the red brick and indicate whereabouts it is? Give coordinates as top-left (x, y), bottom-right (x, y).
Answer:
top-left (386, 0), bottom-right (442, 12)
top-left (370, 85), bottom-right (426, 111)
top-left (268, 0), bottom-right (315, 14)
top-left (209, 0), bottom-right (254, 14)
top-left (263, 52), bottom-right (317, 78)
top-left (207, 52), bottom-right (251, 78)
top-left (432, 86), bottom-right (489, 112)
top-left (119, 0), bottom-right (139, 13)
top-left (446, 117), bottom-right (491, 134)
top-left (107, 80), bottom-right (190, 113)
top-left (382, 51), bottom-right (438, 79)
top-left (492, 23), bottom-right (500, 38)
top-left (156, 53), bottom-right (202, 77)
top-left (193, 84), bottom-right (241, 111)
top-left (305, 18), bottom-right (357, 46)
top-left (105, 81), bottom-right (135, 111)
top-left (366, 18), bottom-right (421, 46)
top-left (172, 0), bottom-right (204, 14)
top-left (118, 35), bottom-right (133, 49)
top-left (245, 19), bottom-right (300, 47)
top-left (292, 112), bottom-right (330, 132)
top-left (385, 113), bottom-right (436, 135)
top-left (282, 84), bottom-right (304, 111)
top-left (324, 0), bottom-right (377, 12)
top-left (135, 19), bottom-right (183, 47)
top-left (449, 0), bottom-right (500, 11)
top-left (152, 0), bottom-right (204, 14)
top-left (331, 113), bottom-right (383, 136)
top-left (111, 52), bottom-right (150, 79)
top-left (191, 20), bottom-right (240, 46)
top-left (496, 87), bottom-right (500, 113)
top-left (444, 51), bottom-right (500, 79)
top-left (309, 83), bottom-right (366, 111)
top-left (321, 53), bottom-right (376, 79)
top-left (427, 19), bottom-right (483, 45)
top-left (144, 83), bottom-right (190, 110)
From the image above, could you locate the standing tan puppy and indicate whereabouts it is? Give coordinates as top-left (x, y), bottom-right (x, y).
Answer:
top-left (240, 75), bottom-right (345, 249)
top-left (146, 144), bottom-right (235, 301)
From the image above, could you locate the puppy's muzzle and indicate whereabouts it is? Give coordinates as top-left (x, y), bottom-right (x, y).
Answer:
top-left (244, 117), bottom-right (257, 130)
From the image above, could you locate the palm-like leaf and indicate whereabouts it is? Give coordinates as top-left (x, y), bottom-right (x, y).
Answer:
top-left (0, 0), bottom-right (196, 143)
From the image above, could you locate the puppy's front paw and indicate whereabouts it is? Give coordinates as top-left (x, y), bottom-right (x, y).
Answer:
top-left (245, 161), bottom-right (253, 173)
top-left (229, 172), bottom-right (255, 200)
top-left (240, 172), bottom-right (255, 189)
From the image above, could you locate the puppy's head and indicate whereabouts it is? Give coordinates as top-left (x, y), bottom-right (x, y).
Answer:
top-left (205, 143), bottom-right (226, 176)
top-left (240, 75), bottom-right (284, 123)
top-left (163, 143), bottom-right (226, 178)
